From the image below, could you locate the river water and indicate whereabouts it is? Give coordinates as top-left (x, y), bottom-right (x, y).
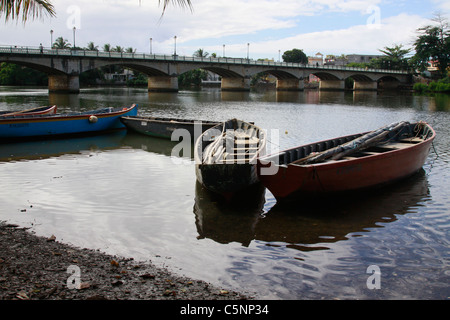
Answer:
top-left (0, 86), bottom-right (448, 299)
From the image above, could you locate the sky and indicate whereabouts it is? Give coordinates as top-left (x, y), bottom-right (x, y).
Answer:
top-left (1, 0), bottom-right (449, 60)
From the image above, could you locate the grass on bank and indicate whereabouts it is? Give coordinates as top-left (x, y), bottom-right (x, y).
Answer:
top-left (414, 77), bottom-right (450, 93)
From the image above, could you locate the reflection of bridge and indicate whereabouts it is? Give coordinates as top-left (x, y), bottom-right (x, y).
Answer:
top-left (0, 46), bottom-right (411, 93)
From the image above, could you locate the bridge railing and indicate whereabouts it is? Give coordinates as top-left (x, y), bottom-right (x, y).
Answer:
top-left (0, 45), bottom-right (409, 74)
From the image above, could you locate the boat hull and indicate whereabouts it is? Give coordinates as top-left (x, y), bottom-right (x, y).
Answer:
top-left (0, 104), bottom-right (137, 142)
top-left (194, 119), bottom-right (266, 199)
top-left (258, 122), bottom-right (435, 201)
top-left (121, 116), bottom-right (220, 140)
top-left (195, 162), bottom-right (260, 196)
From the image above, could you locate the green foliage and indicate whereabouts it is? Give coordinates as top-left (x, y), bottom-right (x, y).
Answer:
top-left (345, 77), bottom-right (354, 89)
top-left (412, 13), bottom-right (450, 78)
top-left (79, 68), bottom-right (104, 86)
top-left (52, 36), bottom-right (71, 49)
top-left (282, 49), bottom-right (308, 64)
top-left (369, 44), bottom-right (411, 70)
top-left (346, 62), bottom-right (370, 68)
top-left (413, 82), bottom-right (428, 92)
top-left (0, 62), bottom-right (47, 85)
top-left (126, 72), bottom-right (148, 87)
top-left (193, 48), bottom-right (209, 58)
top-left (414, 77), bottom-right (450, 93)
top-left (250, 72), bottom-right (268, 86)
top-left (1, 0), bottom-right (55, 22)
top-left (178, 69), bottom-right (208, 87)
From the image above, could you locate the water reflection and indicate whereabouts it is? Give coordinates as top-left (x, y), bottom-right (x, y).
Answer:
top-left (0, 86), bottom-right (447, 299)
top-left (0, 129), bottom-right (196, 163)
top-left (194, 182), bottom-right (266, 246)
top-left (121, 131), bottom-right (181, 157)
top-left (0, 131), bottom-right (126, 162)
top-left (194, 170), bottom-right (430, 251)
top-left (48, 93), bottom-right (81, 112)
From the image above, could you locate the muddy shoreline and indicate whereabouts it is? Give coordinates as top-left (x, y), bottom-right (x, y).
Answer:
top-left (0, 221), bottom-right (253, 300)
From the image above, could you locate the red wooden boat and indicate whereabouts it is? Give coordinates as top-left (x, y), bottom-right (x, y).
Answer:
top-left (257, 121), bottom-right (435, 202)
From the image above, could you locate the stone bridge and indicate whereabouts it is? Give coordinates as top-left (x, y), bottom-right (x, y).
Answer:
top-left (0, 46), bottom-right (412, 93)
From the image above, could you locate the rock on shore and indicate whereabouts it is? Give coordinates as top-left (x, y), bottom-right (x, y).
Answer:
top-left (0, 221), bottom-right (251, 300)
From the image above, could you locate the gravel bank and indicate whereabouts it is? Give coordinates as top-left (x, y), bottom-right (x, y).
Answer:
top-left (0, 221), bottom-right (252, 300)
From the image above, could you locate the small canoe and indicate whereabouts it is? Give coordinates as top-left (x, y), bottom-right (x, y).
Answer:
top-left (0, 104), bottom-right (137, 142)
top-left (257, 121), bottom-right (435, 202)
top-left (120, 115), bottom-right (220, 141)
top-left (0, 105), bottom-right (57, 117)
top-left (194, 118), bottom-right (266, 199)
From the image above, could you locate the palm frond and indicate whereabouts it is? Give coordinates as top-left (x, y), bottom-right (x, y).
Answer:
top-left (159, 0), bottom-right (193, 12)
top-left (1, 0), bottom-right (55, 22)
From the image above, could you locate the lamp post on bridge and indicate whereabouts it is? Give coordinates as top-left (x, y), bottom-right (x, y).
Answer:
top-left (73, 26), bottom-right (76, 49)
top-left (150, 37), bottom-right (152, 54)
top-left (174, 36), bottom-right (177, 56)
top-left (223, 44), bottom-right (225, 57)
top-left (247, 43), bottom-right (249, 60)
top-left (50, 30), bottom-right (53, 48)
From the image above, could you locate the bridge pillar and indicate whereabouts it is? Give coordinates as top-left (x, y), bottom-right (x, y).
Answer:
top-left (221, 77), bottom-right (250, 91)
top-left (148, 76), bottom-right (179, 92)
top-left (276, 79), bottom-right (304, 91)
top-left (353, 81), bottom-right (378, 91)
top-left (48, 74), bottom-right (80, 93)
top-left (319, 80), bottom-right (345, 91)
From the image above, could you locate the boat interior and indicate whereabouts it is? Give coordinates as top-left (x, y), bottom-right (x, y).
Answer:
top-left (201, 119), bottom-right (266, 164)
top-left (0, 106), bottom-right (127, 120)
top-left (123, 115), bottom-right (219, 125)
top-left (262, 122), bottom-right (434, 166)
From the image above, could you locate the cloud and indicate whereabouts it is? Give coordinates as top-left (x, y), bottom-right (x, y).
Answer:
top-left (181, 12), bottom-right (429, 59)
top-left (0, 0), bottom-right (439, 59)
top-left (431, 0), bottom-right (450, 14)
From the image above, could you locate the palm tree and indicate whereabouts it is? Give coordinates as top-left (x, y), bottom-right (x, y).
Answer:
top-left (375, 44), bottom-right (411, 70)
top-left (52, 36), bottom-right (71, 49)
top-left (378, 44), bottom-right (411, 61)
top-left (102, 44), bottom-right (111, 52)
top-left (1, 0), bottom-right (55, 22)
top-left (112, 46), bottom-right (124, 53)
top-left (86, 42), bottom-right (99, 51)
top-left (194, 48), bottom-right (209, 58)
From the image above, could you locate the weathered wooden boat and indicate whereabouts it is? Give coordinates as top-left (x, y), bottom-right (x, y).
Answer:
top-left (120, 115), bottom-right (220, 141)
top-left (194, 118), bottom-right (266, 199)
top-left (0, 104), bottom-right (137, 142)
top-left (0, 105), bottom-right (57, 117)
top-left (257, 121), bottom-right (435, 202)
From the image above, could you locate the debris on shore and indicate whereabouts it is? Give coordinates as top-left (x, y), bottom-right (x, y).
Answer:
top-left (0, 221), bottom-right (252, 300)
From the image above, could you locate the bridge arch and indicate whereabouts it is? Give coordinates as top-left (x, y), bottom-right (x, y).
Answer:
top-left (0, 58), bottom-right (66, 75)
top-left (377, 75), bottom-right (402, 90)
top-left (347, 74), bottom-right (375, 82)
top-left (309, 71), bottom-right (341, 81)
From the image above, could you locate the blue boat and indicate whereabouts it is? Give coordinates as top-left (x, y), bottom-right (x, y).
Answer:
top-left (0, 104), bottom-right (137, 142)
